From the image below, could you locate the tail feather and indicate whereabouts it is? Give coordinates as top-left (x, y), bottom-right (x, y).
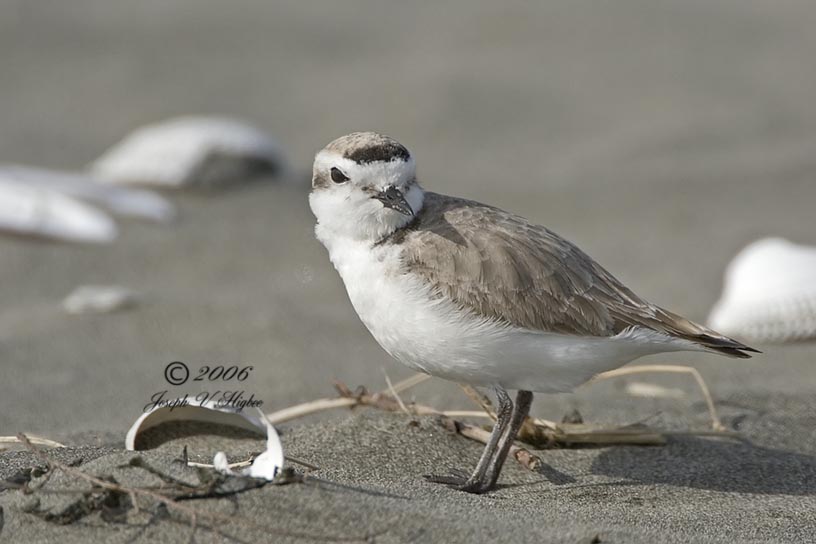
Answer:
top-left (654, 308), bottom-right (760, 359)
top-left (692, 333), bottom-right (761, 359)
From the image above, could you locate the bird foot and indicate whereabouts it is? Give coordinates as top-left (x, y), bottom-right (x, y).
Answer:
top-left (424, 469), bottom-right (493, 494)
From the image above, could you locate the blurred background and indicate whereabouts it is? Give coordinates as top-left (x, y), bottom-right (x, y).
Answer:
top-left (1, 0), bottom-right (815, 438)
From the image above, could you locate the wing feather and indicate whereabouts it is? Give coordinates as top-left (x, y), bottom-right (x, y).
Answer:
top-left (391, 192), bottom-right (757, 358)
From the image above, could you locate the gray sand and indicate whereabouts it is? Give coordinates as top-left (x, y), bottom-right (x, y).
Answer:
top-left (2, 0), bottom-right (816, 541)
top-left (2, 409), bottom-right (815, 543)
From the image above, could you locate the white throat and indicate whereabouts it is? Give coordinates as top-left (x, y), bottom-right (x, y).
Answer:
top-left (311, 183), bottom-right (424, 251)
top-left (309, 152), bottom-right (425, 248)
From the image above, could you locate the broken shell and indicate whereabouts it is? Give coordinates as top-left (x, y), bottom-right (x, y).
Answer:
top-left (62, 285), bottom-right (139, 314)
top-left (243, 412), bottom-right (284, 480)
top-left (90, 116), bottom-right (285, 188)
top-left (708, 237), bottom-right (816, 343)
top-left (126, 401), bottom-right (283, 480)
top-left (212, 412), bottom-right (284, 480)
top-left (125, 401), bottom-right (265, 450)
top-left (0, 165), bottom-right (175, 223)
top-left (0, 182), bottom-right (117, 243)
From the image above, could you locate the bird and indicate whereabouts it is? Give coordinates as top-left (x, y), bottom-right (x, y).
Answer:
top-left (308, 131), bottom-right (759, 494)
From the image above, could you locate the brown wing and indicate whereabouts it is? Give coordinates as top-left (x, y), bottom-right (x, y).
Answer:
top-left (393, 192), bottom-right (757, 357)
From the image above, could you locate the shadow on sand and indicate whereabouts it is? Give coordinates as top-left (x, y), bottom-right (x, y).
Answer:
top-left (589, 436), bottom-right (816, 495)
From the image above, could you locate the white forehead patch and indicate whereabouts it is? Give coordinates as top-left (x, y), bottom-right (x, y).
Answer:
top-left (313, 150), bottom-right (416, 190)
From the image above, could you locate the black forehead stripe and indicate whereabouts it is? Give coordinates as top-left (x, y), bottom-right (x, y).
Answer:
top-left (345, 142), bottom-right (410, 164)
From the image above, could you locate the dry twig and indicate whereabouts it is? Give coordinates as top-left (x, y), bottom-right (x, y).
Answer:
top-left (0, 435), bottom-right (65, 449)
top-left (437, 416), bottom-right (542, 471)
top-left (262, 366), bottom-right (737, 476)
top-left (382, 370), bottom-right (411, 415)
top-left (17, 432), bottom-right (205, 530)
top-left (265, 374), bottom-right (432, 425)
top-left (388, 373), bottom-right (431, 394)
top-left (588, 364), bottom-right (725, 431)
top-left (265, 397), bottom-right (359, 425)
top-left (16, 433), bottom-right (372, 542)
top-left (458, 384), bottom-right (497, 421)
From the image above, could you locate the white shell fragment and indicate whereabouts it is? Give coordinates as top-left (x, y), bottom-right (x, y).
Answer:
top-left (243, 412), bottom-right (284, 480)
top-left (708, 237), bottom-right (816, 343)
top-left (63, 285), bottom-right (139, 314)
top-left (0, 182), bottom-right (117, 243)
top-left (91, 116), bottom-right (285, 189)
top-left (213, 411), bottom-right (284, 481)
top-left (126, 402), bottom-right (283, 481)
top-left (125, 400), bottom-right (265, 450)
top-left (212, 451), bottom-right (233, 474)
top-left (0, 165), bottom-right (175, 223)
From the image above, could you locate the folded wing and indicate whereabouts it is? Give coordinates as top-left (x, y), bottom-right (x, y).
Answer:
top-left (396, 192), bottom-right (757, 358)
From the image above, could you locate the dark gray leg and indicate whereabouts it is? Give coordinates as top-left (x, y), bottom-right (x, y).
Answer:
top-left (481, 390), bottom-right (534, 490)
top-left (425, 386), bottom-right (513, 492)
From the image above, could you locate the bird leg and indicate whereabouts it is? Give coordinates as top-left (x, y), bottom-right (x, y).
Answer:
top-left (424, 386), bottom-right (513, 493)
top-left (481, 390), bottom-right (534, 491)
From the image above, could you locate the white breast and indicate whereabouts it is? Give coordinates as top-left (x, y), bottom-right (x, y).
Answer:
top-left (320, 233), bottom-right (701, 393)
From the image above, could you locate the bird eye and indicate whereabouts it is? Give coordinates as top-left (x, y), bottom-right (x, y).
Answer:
top-left (330, 167), bottom-right (349, 184)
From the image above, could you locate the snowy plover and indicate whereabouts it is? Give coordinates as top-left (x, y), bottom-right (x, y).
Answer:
top-left (309, 132), bottom-right (758, 493)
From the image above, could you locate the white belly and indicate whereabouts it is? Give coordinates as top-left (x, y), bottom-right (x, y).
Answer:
top-left (323, 236), bottom-right (700, 393)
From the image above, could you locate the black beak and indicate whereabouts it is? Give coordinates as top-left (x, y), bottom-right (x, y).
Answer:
top-left (374, 186), bottom-right (413, 216)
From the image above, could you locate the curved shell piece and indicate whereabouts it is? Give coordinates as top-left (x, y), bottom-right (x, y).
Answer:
top-left (0, 182), bottom-right (117, 243)
top-left (90, 116), bottom-right (285, 188)
top-left (708, 237), bottom-right (816, 343)
top-left (126, 401), bottom-right (283, 480)
top-left (212, 413), bottom-right (284, 481)
top-left (125, 400), bottom-right (265, 451)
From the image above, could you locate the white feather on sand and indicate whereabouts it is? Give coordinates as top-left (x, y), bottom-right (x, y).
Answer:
top-left (0, 164), bottom-right (175, 223)
top-left (0, 182), bottom-right (117, 244)
top-left (708, 237), bottom-right (816, 343)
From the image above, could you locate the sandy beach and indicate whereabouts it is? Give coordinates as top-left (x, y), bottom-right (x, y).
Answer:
top-left (1, 1), bottom-right (816, 541)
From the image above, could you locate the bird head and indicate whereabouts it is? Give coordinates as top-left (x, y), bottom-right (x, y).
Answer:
top-left (309, 132), bottom-right (424, 242)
